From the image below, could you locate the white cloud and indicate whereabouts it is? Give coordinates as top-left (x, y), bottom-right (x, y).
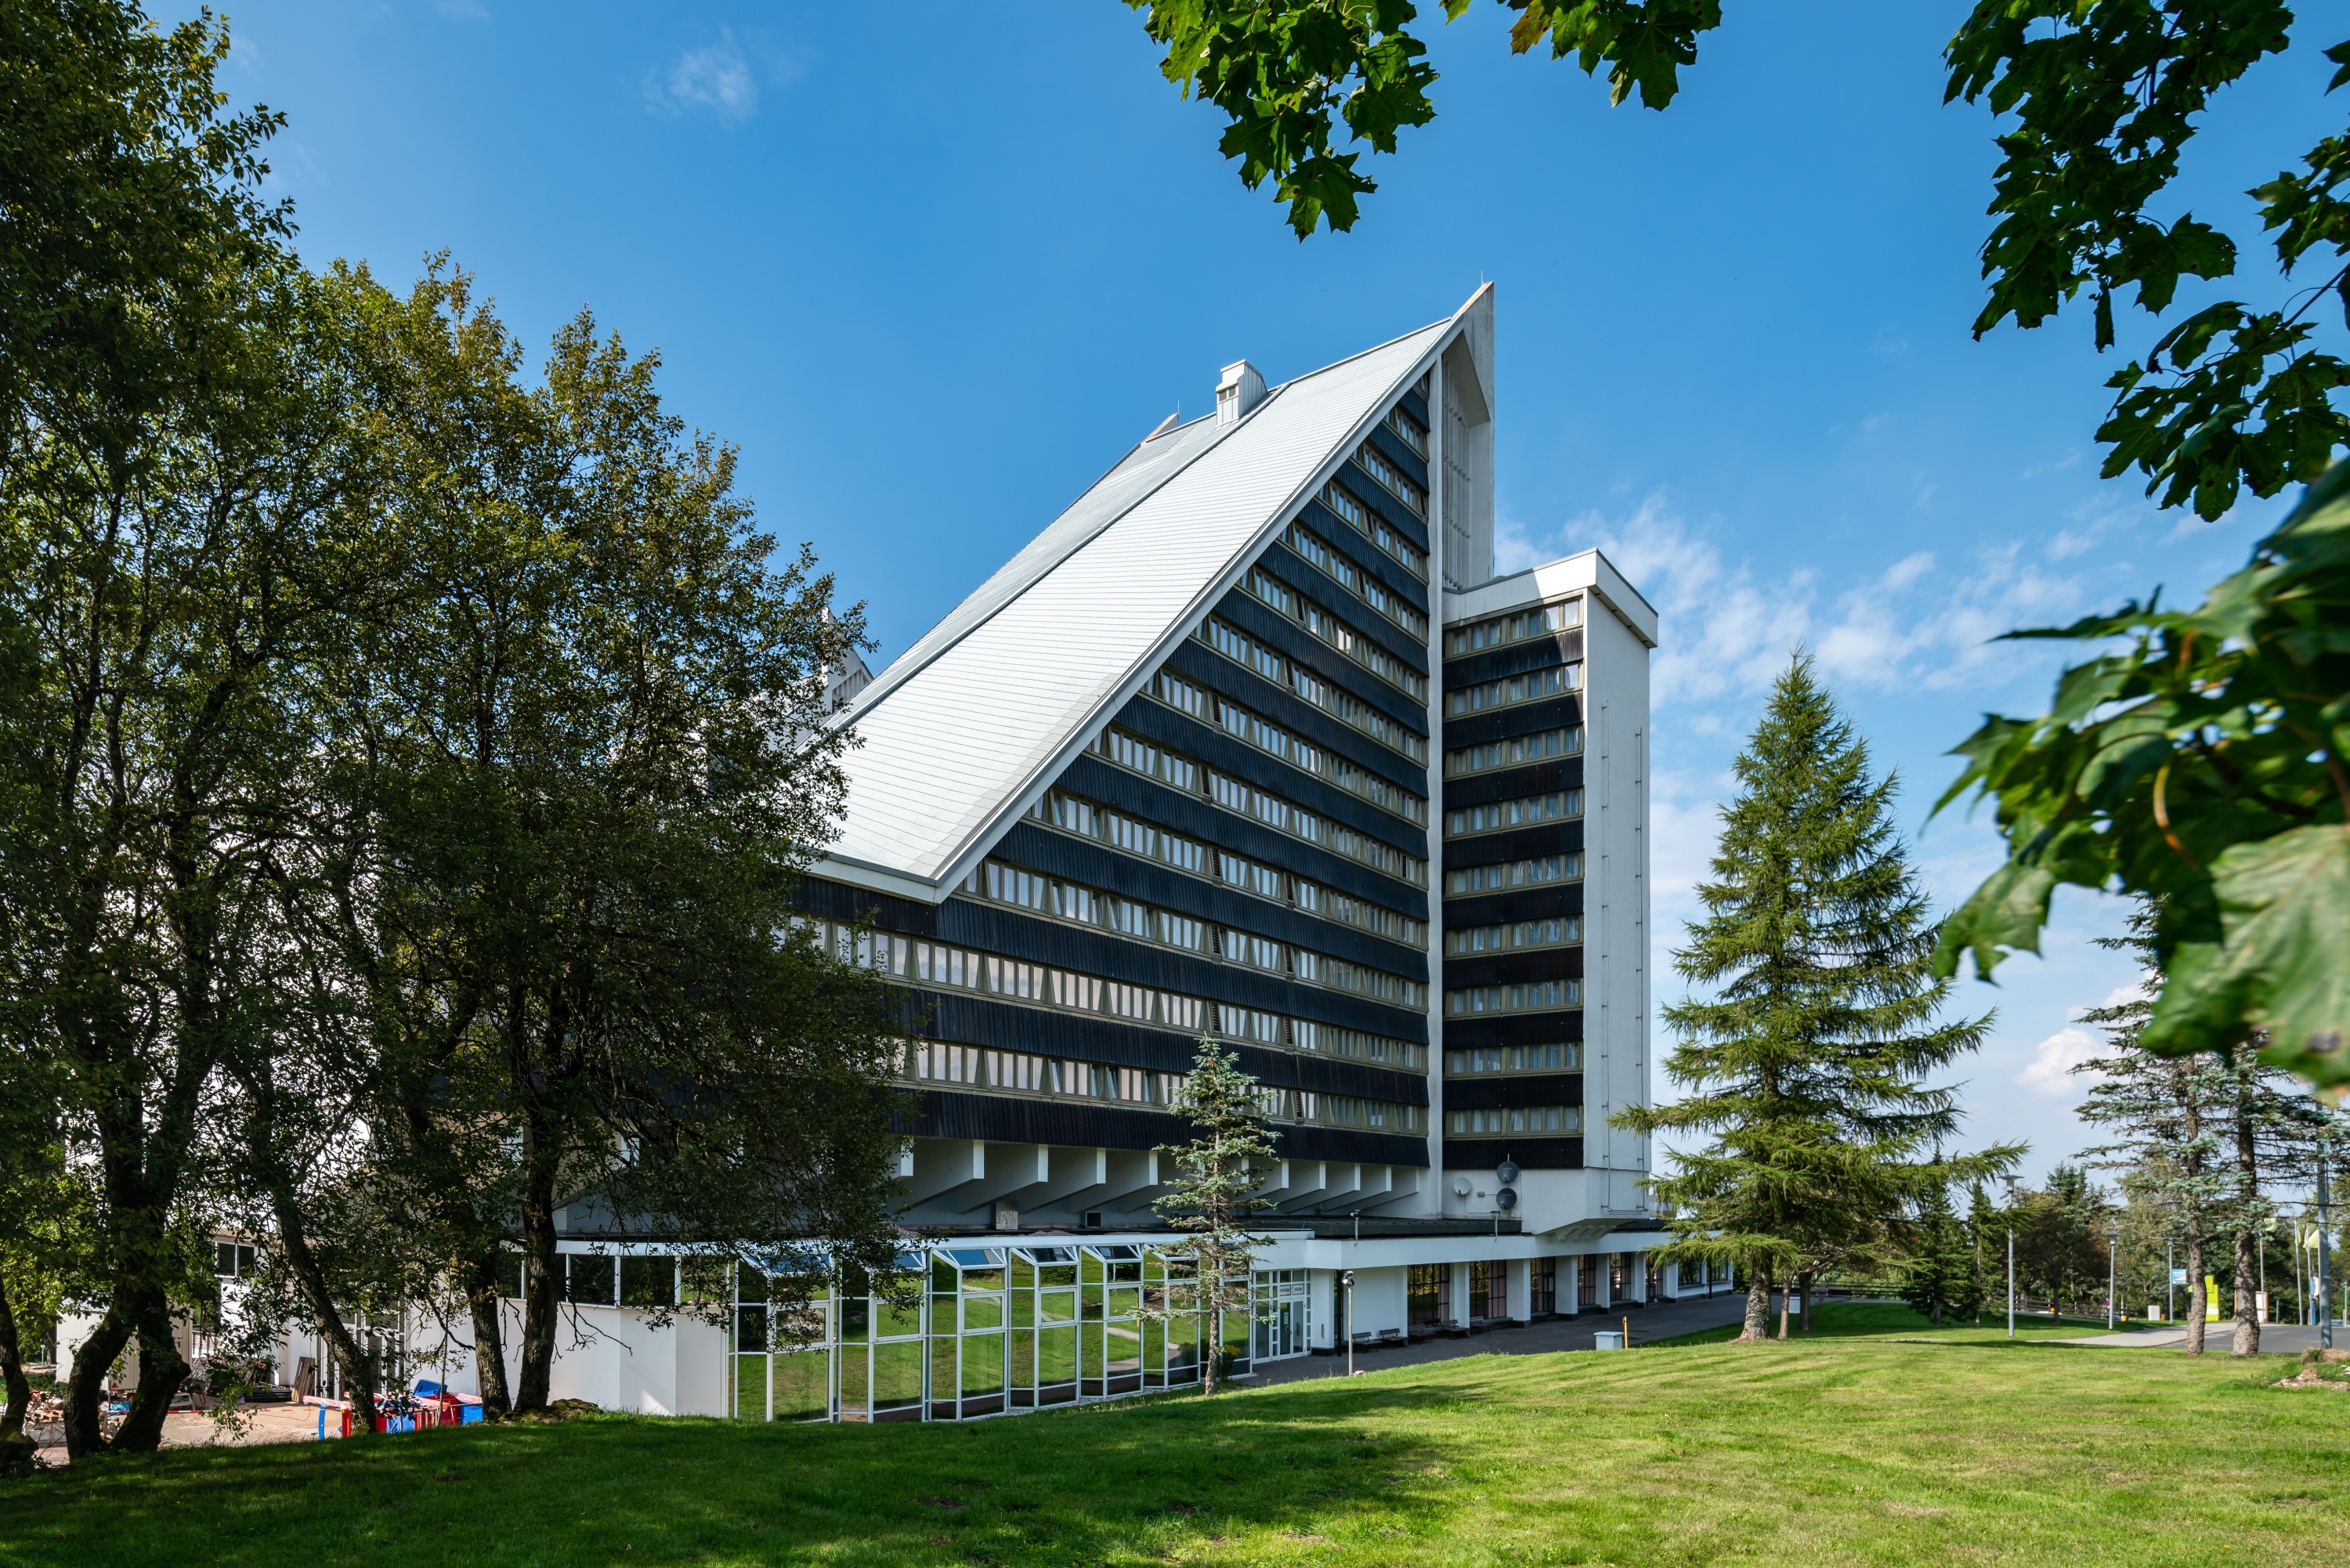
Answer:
top-left (2018, 1025), bottom-right (2104, 1096)
top-left (647, 31), bottom-right (760, 126)
top-left (1869, 326), bottom-right (1909, 359)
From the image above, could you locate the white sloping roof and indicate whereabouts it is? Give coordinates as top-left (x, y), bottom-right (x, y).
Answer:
top-left (822, 298), bottom-right (1475, 901)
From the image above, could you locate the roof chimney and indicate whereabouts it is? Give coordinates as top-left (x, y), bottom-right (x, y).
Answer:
top-left (1216, 359), bottom-right (1267, 426)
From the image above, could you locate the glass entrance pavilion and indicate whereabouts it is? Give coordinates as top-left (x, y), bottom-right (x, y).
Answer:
top-left (729, 1238), bottom-right (1255, 1424)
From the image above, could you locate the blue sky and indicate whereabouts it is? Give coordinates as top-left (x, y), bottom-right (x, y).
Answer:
top-left (189, 1), bottom-right (2338, 1183)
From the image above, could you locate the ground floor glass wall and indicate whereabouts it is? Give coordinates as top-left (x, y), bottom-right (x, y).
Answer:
top-left (728, 1241), bottom-right (1246, 1423)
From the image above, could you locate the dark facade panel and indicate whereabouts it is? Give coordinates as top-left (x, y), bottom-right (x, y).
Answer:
top-left (1255, 543), bottom-right (1428, 675)
top-left (1397, 386), bottom-right (1429, 428)
top-left (1056, 749), bottom-right (1426, 920)
top-left (1218, 591), bottom-right (1426, 736)
top-left (900, 1090), bottom-right (1429, 1169)
top-left (1441, 693), bottom-right (1586, 750)
top-left (994, 818), bottom-right (1424, 978)
top-left (911, 992), bottom-right (1430, 1105)
top-left (1441, 628), bottom-right (1586, 688)
top-left (1301, 497), bottom-right (1429, 612)
top-left (1330, 464), bottom-right (1432, 567)
top-left (1440, 883), bottom-right (1584, 929)
top-left (939, 901), bottom-right (1429, 1044)
top-left (1363, 421), bottom-right (1431, 500)
top-left (1167, 639), bottom-right (1426, 801)
top-left (1438, 1010), bottom-right (1586, 1050)
top-left (1441, 947), bottom-right (1584, 991)
top-left (1441, 1073), bottom-right (1585, 1111)
top-left (1441, 821), bottom-right (1585, 874)
top-left (1443, 1137), bottom-right (1581, 1172)
top-left (1443, 757), bottom-right (1585, 811)
top-left (796, 877), bottom-right (941, 938)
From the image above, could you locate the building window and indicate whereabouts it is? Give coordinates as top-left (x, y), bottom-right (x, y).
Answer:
top-left (1443, 727), bottom-right (1585, 778)
top-left (1444, 598), bottom-right (1582, 657)
top-left (1530, 1259), bottom-right (1557, 1317)
top-left (1386, 404), bottom-right (1428, 457)
top-left (1351, 445), bottom-right (1427, 521)
top-left (1284, 522), bottom-right (1429, 637)
top-left (1444, 1106), bottom-right (1579, 1135)
top-left (1444, 663), bottom-right (1582, 717)
top-left (1444, 791), bottom-right (1582, 839)
top-left (1444, 918), bottom-right (1581, 956)
top-left (1442, 854), bottom-right (1582, 898)
top-left (1444, 1042), bottom-right (1580, 1075)
top-left (1468, 1260), bottom-right (1506, 1322)
top-left (1408, 1264), bottom-right (1450, 1328)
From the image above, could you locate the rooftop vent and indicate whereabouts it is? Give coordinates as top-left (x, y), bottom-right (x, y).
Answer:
top-left (1216, 359), bottom-right (1267, 426)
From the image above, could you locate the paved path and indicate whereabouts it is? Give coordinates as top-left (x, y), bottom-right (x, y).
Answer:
top-left (2062, 1321), bottom-right (2342, 1352)
top-left (1252, 1291), bottom-right (1756, 1386)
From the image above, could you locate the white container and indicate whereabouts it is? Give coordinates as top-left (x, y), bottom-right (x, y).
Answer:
top-left (1593, 1331), bottom-right (1625, 1351)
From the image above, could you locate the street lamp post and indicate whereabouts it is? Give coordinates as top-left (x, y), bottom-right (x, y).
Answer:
top-left (2107, 1232), bottom-right (2116, 1333)
top-left (1342, 1270), bottom-right (1355, 1378)
top-left (2005, 1176), bottom-right (2019, 1340)
top-left (2320, 1146), bottom-right (2335, 1351)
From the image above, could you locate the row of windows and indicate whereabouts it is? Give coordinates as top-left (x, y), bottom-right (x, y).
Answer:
top-left (1097, 726), bottom-right (1426, 886)
top-left (1444, 662), bottom-right (1582, 717)
top-left (1031, 789), bottom-right (1427, 951)
top-left (1349, 444), bottom-right (1427, 522)
top-left (1446, 1105), bottom-right (1579, 1136)
top-left (1447, 1042), bottom-right (1580, 1075)
top-left (1321, 476), bottom-right (1427, 574)
top-left (1242, 569), bottom-right (1426, 701)
top-left (965, 858), bottom-right (1427, 1010)
top-left (913, 1042), bottom-right (1179, 1107)
top-left (808, 919), bottom-right (1428, 1071)
top-left (1444, 790), bottom-right (1582, 840)
top-left (1444, 916), bottom-right (1580, 956)
top-left (1204, 618), bottom-right (1427, 764)
top-left (909, 1045), bottom-right (1420, 1135)
top-left (1444, 979), bottom-right (1582, 1016)
top-left (1385, 403), bottom-right (1428, 459)
top-left (1153, 670), bottom-right (1428, 826)
top-left (1442, 853), bottom-right (1582, 897)
top-left (1444, 726), bottom-right (1584, 779)
top-left (1284, 522), bottom-right (1429, 638)
top-left (1444, 598), bottom-right (1582, 657)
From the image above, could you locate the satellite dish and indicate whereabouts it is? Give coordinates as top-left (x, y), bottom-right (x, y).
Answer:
top-left (1495, 1160), bottom-right (1521, 1184)
top-left (1496, 1187), bottom-right (1519, 1211)
top-left (1451, 1175), bottom-right (1473, 1198)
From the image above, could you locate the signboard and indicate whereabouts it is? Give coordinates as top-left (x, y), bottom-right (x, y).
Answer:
top-left (2170, 1268), bottom-right (2188, 1285)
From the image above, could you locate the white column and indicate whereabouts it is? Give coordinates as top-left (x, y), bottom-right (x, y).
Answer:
top-left (1506, 1259), bottom-right (1531, 1322)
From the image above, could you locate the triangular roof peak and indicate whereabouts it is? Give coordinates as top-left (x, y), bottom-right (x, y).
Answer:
top-left (820, 287), bottom-right (1491, 901)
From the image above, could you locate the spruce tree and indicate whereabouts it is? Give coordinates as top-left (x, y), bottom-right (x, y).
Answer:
top-left (1621, 655), bottom-right (2016, 1342)
top-left (1900, 1175), bottom-right (1979, 1328)
top-left (1154, 1037), bottom-right (1276, 1395)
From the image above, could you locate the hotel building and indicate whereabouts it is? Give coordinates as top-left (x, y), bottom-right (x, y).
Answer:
top-left (446, 287), bottom-right (1705, 1422)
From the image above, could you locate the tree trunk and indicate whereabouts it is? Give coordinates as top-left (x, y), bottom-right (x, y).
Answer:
top-left (269, 1190), bottom-right (384, 1434)
top-left (2184, 1234), bottom-right (2207, 1354)
top-left (0, 1278), bottom-right (32, 1456)
top-left (471, 1249), bottom-right (512, 1418)
top-left (113, 1302), bottom-right (190, 1451)
top-left (514, 1137), bottom-right (562, 1413)
top-left (60, 1308), bottom-right (132, 1458)
top-left (1736, 1272), bottom-right (1771, 1342)
top-left (2232, 1075), bottom-right (2262, 1356)
top-left (1777, 1281), bottom-right (1791, 1341)
top-left (1799, 1270), bottom-right (1814, 1335)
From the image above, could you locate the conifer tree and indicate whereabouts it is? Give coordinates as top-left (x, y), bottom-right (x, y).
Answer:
top-left (1155, 1037), bottom-right (1276, 1395)
top-left (1900, 1175), bottom-right (1979, 1328)
top-left (1622, 656), bottom-right (2016, 1342)
top-left (1967, 1183), bottom-right (2001, 1327)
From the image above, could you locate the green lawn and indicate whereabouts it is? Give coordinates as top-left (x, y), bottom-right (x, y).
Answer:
top-left (7, 1316), bottom-right (2348, 1566)
top-left (1649, 1299), bottom-right (2133, 1346)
